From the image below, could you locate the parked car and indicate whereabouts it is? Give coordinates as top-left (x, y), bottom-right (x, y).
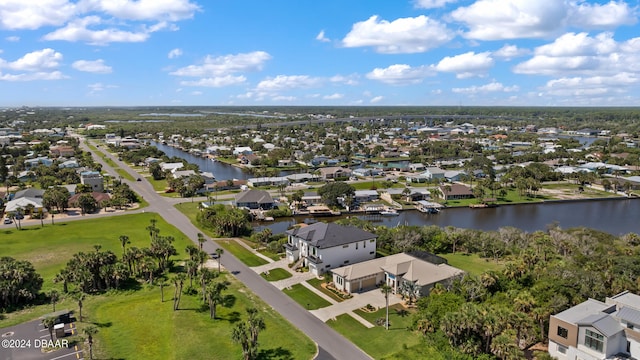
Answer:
top-left (4, 218), bottom-right (12, 224)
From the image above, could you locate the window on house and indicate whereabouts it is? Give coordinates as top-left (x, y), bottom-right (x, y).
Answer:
top-left (557, 326), bottom-right (569, 339)
top-left (369, 251), bottom-right (374, 255)
top-left (356, 242), bottom-right (358, 250)
top-left (558, 345), bottom-right (567, 354)
top-left (343, 244), bottom-right (349, 248)
top-left (363, 241), bottom-right (366, 248)
top-left (585, 329), bottom-right (604, 352)
top-left (344, 260), bottom-right (349, 264)
top-left (628, 323), bottom-right (634, 330)
top-left (325, 264), bottom-right (331, 268)
top-left (370, 239), bottom-right (375, 242)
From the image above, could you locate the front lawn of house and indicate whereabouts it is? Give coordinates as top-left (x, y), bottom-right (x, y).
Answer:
top-left (283, 284), bottom-right (332, 310)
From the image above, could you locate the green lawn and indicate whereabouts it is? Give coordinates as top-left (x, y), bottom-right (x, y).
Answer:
top-left (86, 275), bottom-right (315, 360)
top-left (260, 268), bottom-right (293, 281)
top-left (0, 213), bottom-right (317, 360)
top-left (307, 278), bottom-right (347, 302)
top-left (0, 212), bottom-right (189, 295)
top-left (283, 284), bottom-right (332, 310)
top-left (327, 304), bottom-right (422, 359)
top-left (438, 253), bottom-right (503, 276)
top-left (216, 239), bottom-right (269, 267)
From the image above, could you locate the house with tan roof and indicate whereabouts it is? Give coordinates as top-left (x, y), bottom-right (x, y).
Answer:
top-left (331, 252), bottom-right (463, 295)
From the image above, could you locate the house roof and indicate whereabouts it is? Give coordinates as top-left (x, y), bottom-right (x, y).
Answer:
top-left (607, 290), bottom-right (640, 311)
top-left (617, 307), bottom-right (640, 326)
top-left (234, 189), bottom-right (274, 204)
top-left (5, 197), bottom-right (43, 212)
top-left (68, 192), bottom-right (111, 205)
top-left (319, 167), bottom-right (352, 176)
top-left (440, 184), bottom-right (473, 196)
top-left (553, 298), bottom-right (614, 324)
top-left (286, 222), bottom-right (376, 249)
top-left (332, 253), bottom-right (464, 286)
top-left (577, 313), bottom-right (623, 337)
top-left (14, 188), bottom-right (45, 199)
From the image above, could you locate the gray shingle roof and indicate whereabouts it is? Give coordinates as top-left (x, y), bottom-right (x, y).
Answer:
top-left (286, 222), bottom-right (376, 249)
top-left (234, 190), bottom-right (273, 204)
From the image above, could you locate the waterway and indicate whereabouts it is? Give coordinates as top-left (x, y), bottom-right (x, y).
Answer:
top-left (150, 141), bottom-right (250, 180)
top-left (254, 198), bottom-right (639, 236)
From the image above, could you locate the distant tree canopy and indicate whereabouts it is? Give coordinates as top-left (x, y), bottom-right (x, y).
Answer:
top-left (0, 257), bottom-right (43, 310)
top-left (318, 181), bottom-right (355, 208)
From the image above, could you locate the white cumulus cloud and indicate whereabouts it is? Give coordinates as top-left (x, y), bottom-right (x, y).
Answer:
top-left (256, 75), bottom-right (322, 91)
top-left (414, 0), bottom-right (457, 9)
top-left (72, 59), bottom-right (112, 73)
top-left (452, 81), bottom-right (519, 94)
top-left (370, 96), bottom-right (384, 103)
top-left (179, 75), bottom-right (247, 87)
top-left (78, 0), bottom-right (200, 22)
top-left (366, 64), bottom-right (435, 85)
top-left (1, 48), bottom-right (63, 71)
top-left (342, 15), bottom-right (454, 53)
top-left (451, 0), bottom-right (638, 41)
top-left (316, 30), bottom-right (330, 42)
top-left (43, 16), bottom-right (151, 45)
top-left (0, 0), bottom-right (76, 30)
top-left (493, 44), bottom-right (530, 60)
top-left (170, 51), bottom-right (271, 77)
top-left (436, 51), bottom-right (494, 78)
top-left (168, 48), bottom-right (183, 59)
top-left (323, 93), bottom-right (343, 100)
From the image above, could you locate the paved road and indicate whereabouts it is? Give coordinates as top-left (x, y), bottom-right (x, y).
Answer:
top-left (79, 139), bottom-right (371, 360)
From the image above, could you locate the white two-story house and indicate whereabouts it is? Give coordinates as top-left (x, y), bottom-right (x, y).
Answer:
top-left (285, 222), bottom-right (377, 276)
top-left (549, 290), bottom-right (640, 360)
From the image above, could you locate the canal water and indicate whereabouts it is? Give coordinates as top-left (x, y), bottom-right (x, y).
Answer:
top-left (254, 199), bottom-right (639, 236)
top-left (150, 141), bottom-right (250, 180)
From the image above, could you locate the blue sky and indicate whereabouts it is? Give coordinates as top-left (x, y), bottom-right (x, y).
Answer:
top-left (1, 0), bottom-right (640, 107)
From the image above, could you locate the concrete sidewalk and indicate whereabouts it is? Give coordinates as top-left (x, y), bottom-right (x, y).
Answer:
top-left (310, 288), bottom-right (402, 326)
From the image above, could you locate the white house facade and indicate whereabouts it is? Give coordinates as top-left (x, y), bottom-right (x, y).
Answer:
top-left (548, 290), bottom-right (640, 360)
top-left (285, 222), bottom-right (377, 276)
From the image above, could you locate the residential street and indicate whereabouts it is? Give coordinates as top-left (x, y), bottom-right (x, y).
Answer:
top-left (78, 139), bottom-right (372, 360)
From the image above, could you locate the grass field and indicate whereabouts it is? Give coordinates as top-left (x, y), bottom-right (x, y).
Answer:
top-left (327, 304), bottom-right (422, 359)
top-left (0, 213), bottom-right (316, 360)
top-left (439, 253), bottom-right (503, 276)
top-left (283, 284), bottom-right (332, 310)
top-left (216, 239), bottom-right (269, 267)
top-left (0, 213), bottom-right (189, 295)
top-left (260, 268), bottom-right (293, 281)
top-left (87, 275), bottom-right (316, 360)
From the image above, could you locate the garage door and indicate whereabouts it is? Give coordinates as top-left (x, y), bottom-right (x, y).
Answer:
top-left (359, 277), bottom-right (376, 291)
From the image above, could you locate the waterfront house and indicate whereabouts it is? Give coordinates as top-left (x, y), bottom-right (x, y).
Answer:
top-left (286, 173), bottom-right (320, 183)
top-left (354, 190), bottom-right (379, 203)
top-left (285, 222), bottom-right (377, 276)
top-left (331, 252), bottom-right (463, 295)
top-left (25, 157), bottom-right (53, 169)
top-left (233, 146), bottom-right (253, 156)
top-left (247, 177), bottom-right (290, 188)
top-left (548, 290), bottom-right (640, 360)
top-left (319, 167), bottom-right (352, 181)
top-left (234, 189), bottom-right (275, 210)
top-left (440, 184), bottom-right (474, 200)
top-left (160, 162), bottom-right (184, 172)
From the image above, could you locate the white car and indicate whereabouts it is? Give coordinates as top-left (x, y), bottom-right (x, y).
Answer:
top-left (4, 218), bottom-right (12, 224)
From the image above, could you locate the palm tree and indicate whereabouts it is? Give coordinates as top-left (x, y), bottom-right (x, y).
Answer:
top-left (73, 291), bottom-right (86, 322)
top-left (381, 284), bottom-right (392, 330)
top-left (173, 273), bottom-right (186, 311)
top-left (119, 235), bottom-right (130, 259)
top-left (49, 289), bottom-right (60, 312)
top-left (42, 317), bottom-right (56, 341)
top-left (83, 325), bottom-right (98, 360)
top-left (197, 233), bottom-right (206, 250)
top-left (215, 248), bottom-right (224, 273)
top-left (247, 307), bottom-right (266, 350)
top-left (199, 268), bottom-right (217, 302)
top-left (206, 280), bottom-right (230, 319)
top-left (158, 279), bottom-right (168, 302)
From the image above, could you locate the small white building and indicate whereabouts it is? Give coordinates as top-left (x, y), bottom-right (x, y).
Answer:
top-left (285, 222), bottom-right (377, 276)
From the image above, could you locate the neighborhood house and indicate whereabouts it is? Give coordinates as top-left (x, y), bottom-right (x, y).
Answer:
top-left (285, 222), bottom-right (377, 276)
